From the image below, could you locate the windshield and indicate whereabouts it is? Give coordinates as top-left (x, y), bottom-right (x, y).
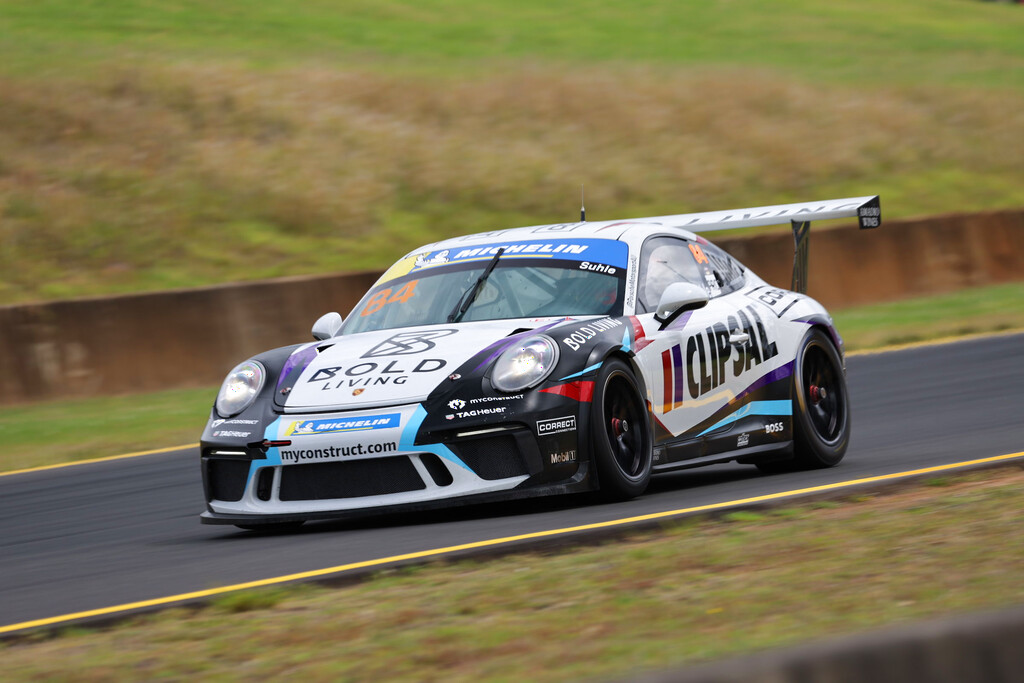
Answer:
top-left (344, 238), bottom-right (628, 335)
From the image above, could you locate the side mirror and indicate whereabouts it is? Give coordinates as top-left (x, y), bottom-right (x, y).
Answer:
top-left (655, 283), bottom-right (708, 329)
top-left (312, 312), bottom-right (344, 341)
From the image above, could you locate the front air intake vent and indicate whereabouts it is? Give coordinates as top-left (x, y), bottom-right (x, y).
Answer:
top-left (205, 458), bottom-right (250, 502)
top-left (451, 434), bottom-right (528, 480)
top-left (420, 452), bottom-right (454, 486)
top-left (279, 457), bottom-right (425, 501)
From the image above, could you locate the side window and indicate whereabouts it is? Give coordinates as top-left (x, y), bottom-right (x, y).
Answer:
top-left (701, 241), bottom-right (746, 295)
top-left (636, 237), bottom-right (704, 314)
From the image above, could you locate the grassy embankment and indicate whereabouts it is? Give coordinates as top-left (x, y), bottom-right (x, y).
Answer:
top-left (4, 467), bottom-right (1024, 680)
top-left (1, 0), bottom-right (1022, 303)
top-left (2, 281), bottom-right (1022, 474)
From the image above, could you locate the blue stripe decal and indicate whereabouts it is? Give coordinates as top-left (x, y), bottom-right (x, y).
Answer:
top-left (246, 417), bottom-right (283, 488)
top-left (559, 362), bottom-right (603, 382)
top-left (402, 405), bottom-right (472, 471)
top-left (620, 328), bottom-right (632, 353)
top-left (696, 400), bottom-right (792, 437)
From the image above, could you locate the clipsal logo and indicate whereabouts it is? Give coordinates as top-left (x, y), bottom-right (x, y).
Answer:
top-left (448, 399), bottom-right (466, 410)
top-left (211, 419), bottom-right (225, 428)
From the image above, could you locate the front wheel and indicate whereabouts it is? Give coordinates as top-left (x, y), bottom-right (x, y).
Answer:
top-left (591, 358), bottom-right (653, 500)
top-left (790, 328), bottom-right (850, 468)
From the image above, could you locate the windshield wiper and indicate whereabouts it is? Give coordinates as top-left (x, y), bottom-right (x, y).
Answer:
top-left (447, 247), bottom-right (505, 323)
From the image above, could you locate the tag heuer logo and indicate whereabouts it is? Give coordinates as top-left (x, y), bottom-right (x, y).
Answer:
top-left (448, 399), bottom-right (466, 410)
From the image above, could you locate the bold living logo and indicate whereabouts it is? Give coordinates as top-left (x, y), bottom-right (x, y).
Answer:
top-left (361, 329), bottom-right (458, 358)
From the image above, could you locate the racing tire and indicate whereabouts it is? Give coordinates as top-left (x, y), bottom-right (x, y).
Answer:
top-left (789, 328), bottom-right (850, 469)
top-left (591, 358), bottom-right (653, 500)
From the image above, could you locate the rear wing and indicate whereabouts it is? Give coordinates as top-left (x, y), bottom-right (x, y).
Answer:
top-left (648, 195), bottom-right (881, 294)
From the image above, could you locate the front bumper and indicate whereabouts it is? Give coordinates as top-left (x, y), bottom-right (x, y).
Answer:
top-left (200, 403), bottom-right (589, 524)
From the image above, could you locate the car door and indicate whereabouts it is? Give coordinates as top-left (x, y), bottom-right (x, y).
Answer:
top-left (632, 236), bottom-right (785, 465)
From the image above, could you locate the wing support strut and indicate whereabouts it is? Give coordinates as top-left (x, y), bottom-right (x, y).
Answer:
top-left (791, 220), bottom-right (810, 294)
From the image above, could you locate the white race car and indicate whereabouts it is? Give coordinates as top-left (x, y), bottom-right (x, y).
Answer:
top-left (200, 196), bottom-right (881, 529)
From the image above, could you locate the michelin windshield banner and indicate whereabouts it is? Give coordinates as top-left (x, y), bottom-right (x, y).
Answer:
top-left (378, 239), bottom-right (630, 282)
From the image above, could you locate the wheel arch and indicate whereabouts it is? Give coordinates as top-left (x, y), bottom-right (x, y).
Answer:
top-left (582, 344), bottom-right (653, 412)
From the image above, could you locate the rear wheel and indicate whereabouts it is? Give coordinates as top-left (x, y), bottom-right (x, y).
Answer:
top-left (591, 358), bottom-right (653, 499)
top-left (790, 329), bottom-right (850, 468)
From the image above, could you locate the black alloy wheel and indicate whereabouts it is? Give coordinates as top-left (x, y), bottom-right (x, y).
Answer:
top-left (591, 358), bottom-right (653, 499)
top-left (791, 328), bottom-right (850, 468)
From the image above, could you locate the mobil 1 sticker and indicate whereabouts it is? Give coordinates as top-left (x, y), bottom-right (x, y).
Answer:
top-left (536, 415), bottom-right (580, 466)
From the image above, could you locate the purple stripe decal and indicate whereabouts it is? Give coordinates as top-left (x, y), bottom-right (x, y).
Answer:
top-left (276, 344), bottom-right (318, 392)
top-left (666, 310), bottom-right (694, 331)
top-left (671, 344), bottom-right (684, 409)
top-left (730, 361), bottom-right (794, 406)
top-left (661, 350), bottom-right (672, 411)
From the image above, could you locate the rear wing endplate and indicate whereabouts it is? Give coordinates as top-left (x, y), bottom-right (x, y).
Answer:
top-left (650, 195), bottom-right (881, 294)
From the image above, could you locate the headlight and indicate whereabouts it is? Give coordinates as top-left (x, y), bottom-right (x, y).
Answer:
top-left (215, 360), bottom-right (266, 417)
top-left (491, 335), bottom-right (559, 392)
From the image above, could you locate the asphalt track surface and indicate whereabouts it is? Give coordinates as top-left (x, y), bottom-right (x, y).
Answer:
top-left (2, 333), bottom-right (1022, 633)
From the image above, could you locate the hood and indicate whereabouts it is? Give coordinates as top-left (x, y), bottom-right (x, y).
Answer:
top-left (280, 319), bottom-right (568, 411)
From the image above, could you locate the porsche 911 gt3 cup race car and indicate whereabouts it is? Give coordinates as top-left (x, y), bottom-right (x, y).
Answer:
top-left (200, 195), bottom-right (881, 529)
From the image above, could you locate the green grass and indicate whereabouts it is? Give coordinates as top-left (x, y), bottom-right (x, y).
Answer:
top-left (4, 468), bottom-right (1023, 681)
top-left (834, 282), bottom-right (1024, 350)
top-left (0, 0), bottom-right (1022, 304)
top-left (0, 387), bottom-right (211, 473)
top-left (2, 1), bottom-right (1021, 87)
top-left (1, 282), bottom-right (1020, 475)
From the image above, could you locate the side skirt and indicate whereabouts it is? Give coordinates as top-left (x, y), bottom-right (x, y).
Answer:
top-left (652, 441), bottom-right (792, 473)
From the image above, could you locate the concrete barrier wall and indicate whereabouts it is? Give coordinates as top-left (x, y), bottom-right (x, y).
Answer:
top-left (0, 209), bottom-right (1021, 405)
top-left (0, 272), bottom-right (380, 404)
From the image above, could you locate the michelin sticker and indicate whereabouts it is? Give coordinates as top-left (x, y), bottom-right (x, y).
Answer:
top-left (286, 413), bottom-right (401, 437)
top-left (411, 239), bottom-right (628, 273)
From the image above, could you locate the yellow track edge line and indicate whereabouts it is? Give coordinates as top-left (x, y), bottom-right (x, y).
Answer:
top-left (0, 444), bottom-right (199, 478)
top-left (3, 450), bottom-right (1022, 636)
